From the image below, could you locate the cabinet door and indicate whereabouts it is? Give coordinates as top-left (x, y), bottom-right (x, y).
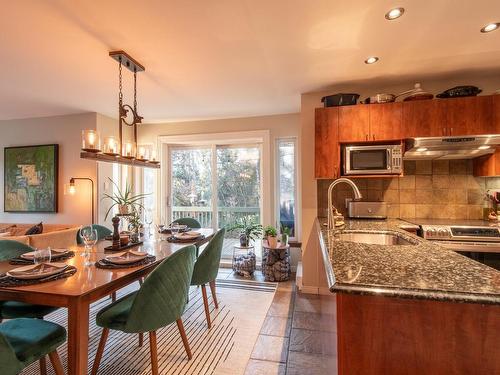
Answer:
top-left (369, 102), bottom-right (402, 140)
top-left (445, 97), bottom-right (478, 136)
top-left (402, 100), bottom-right (446, 137)
top-left (492, 95), bottom-right (500, 133)
top-left (338, 105), bottom-right (370, 142)
top-left (315, 107), bottom-right (339, 178)
top-left (475, 96), bottom-right (495, 135)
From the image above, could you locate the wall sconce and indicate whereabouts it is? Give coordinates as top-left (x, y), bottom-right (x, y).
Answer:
top-left (81, 130), bottom-right (101, 153)
top-left (66, 177), bottom-right (95, 224)
top-left (103, 136), bottom-right (120, 156)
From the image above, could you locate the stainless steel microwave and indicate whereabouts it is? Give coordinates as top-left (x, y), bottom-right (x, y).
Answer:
top-left (343, 144), bottom-right (402, 175)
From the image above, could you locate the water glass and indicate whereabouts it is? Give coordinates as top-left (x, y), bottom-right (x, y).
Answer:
top-left (170, 223), bottom-right (181, 238)
top-left (34, 248), bottom-right (52, 272)
top-left (81, 227), bottom-right (98, 266)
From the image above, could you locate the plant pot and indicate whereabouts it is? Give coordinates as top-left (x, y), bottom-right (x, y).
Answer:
top-left (118, 204), bottom-right (129, 215)
top-left (267, 236), bottom-right (278, 248)
top-left (281, 233), bottom-right (289, 246)
top-left (239, 233), bottom-right (249, 247)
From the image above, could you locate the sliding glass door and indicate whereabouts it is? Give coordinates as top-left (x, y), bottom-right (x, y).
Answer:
top-left (168, 144), bottom-right (262, 231)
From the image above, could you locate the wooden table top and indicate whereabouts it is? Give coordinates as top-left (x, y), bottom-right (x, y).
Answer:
top-left (0, 228), bottom-right (215, 300)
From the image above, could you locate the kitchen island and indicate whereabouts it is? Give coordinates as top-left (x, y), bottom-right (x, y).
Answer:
top-left (317, 218), bottom-right (500, 375)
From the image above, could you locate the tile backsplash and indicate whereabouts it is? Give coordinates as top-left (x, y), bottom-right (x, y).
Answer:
top-left (317, 160), bottom-right (500, 220)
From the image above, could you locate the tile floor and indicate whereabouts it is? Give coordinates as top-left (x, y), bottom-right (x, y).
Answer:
top-left (241, 272), bottom-right (338, 375)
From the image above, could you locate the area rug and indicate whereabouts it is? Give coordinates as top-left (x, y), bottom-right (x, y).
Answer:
top-left (20, 278), bottom-right (276, 375)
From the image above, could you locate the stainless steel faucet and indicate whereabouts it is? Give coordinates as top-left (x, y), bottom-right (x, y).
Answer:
top-left (327, 178), bottom-right (363, 229)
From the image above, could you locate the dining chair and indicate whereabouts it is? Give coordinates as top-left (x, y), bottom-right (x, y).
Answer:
top-left (0, 240), bottom-right (61, 375)
top-left (0, 318), bottom-right (66, 375)
top-left (76, 224), bottom-right (112, 244)
top-left (91, 245), bottom-right (197, 375)
top-left (172, 217), bottom-right (201, 229)
top-left (190, 228), bottom-right (225, 329)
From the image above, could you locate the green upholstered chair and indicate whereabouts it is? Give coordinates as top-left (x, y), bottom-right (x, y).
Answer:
top-left (91, 245), bottom-right (197, 375)
top-left (172, 217), bottom-right (201, 229)
top-left (0, 318), bottom-right (66, 375)
top-left (190, 228), bottom-right (225, 328)
top-left (0, 240), bottom-right (59, 320)
top-left (76, 224), bottom-right (112, 244)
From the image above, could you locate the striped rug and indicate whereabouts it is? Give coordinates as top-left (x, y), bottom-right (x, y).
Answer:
top-left (21, 278), bottom-right (276, 375)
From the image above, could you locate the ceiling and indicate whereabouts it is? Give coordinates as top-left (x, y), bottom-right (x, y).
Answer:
top-left (1, 0), bottom-right (499, 122)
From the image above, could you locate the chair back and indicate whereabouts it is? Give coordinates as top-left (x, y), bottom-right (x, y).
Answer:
top-left (125, 245), bottom-right (196, 333)
top-left (0, 333), bottom-right (23, 375)
top-left (172, 217), bottom-right (201, 229)
top-left (0, 240), bottom-right (34, 261)
top-left (191, 228), bottom-right (225, 286)
top-left (76, 224), bottom-right (112, 244)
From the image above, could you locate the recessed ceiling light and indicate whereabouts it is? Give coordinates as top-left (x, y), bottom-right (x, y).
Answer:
top-left (385, 7), bottom-right (405, 20)
top-left (365, 56), bottom-right (379, 64)
top-left (416, 147), bottom-right (428, 152)
top-left (478, 145), bottom-right (491, 150)
top-left (481, 23), bottom-right (499, 33)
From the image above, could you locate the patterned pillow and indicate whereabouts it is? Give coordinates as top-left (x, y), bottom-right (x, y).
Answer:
top-left (25, 222), bottom-right (43, 235)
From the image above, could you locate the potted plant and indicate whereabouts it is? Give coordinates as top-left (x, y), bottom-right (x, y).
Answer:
top-left (227, 217), bottom-right (263, 247)
top-left (281, 225), bottom-right (291, 246)
top-left (102, 178), bottom-right (150, 221)
top-left (264, 225), bottom-right (278, 248)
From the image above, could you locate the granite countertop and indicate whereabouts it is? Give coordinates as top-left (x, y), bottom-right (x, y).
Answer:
top-left (317, 218), bottom-right (500, 305)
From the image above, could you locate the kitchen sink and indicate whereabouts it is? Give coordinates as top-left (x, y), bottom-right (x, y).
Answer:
top-left (337, 231), bottom-right (417, 246)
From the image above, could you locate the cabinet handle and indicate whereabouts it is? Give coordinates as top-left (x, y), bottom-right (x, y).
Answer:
top-left (450, 127), bottom-right (453, 135)
top-left (366, 134), bottom-right (368, 141)
top-left (334, 166), bottom-right (338, 178)
top-left (373, 134), bottom-right (375, 141)
top-left (443, 128), bottom-right (446, 136)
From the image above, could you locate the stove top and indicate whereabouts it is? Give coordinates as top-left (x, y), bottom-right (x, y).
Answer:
top-left (405, 218), bottom-right (498, 227)
top-left (404, 219), bottom-right (500, 242)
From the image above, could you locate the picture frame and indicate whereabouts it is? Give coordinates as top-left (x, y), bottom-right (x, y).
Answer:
top-left (4, 144), bottom-right (59, 212)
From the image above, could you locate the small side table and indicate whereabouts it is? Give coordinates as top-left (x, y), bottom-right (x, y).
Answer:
top-left (262, 241), bottom-right (291, 282)
top-left (232, 245), bottom-right (256, 277)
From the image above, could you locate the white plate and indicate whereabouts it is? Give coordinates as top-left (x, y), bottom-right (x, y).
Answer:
top-left (105, 250), bottom-right (148, 265)
top-left (20, 248), bottom-right (69, 260)
top-left (7, 262), bottom-right (68, 280)
top-left (174, 231), bottom-right (201, 240)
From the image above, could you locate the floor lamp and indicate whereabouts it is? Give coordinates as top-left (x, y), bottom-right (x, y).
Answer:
top-left (68, 177), bottom-right (95, 224)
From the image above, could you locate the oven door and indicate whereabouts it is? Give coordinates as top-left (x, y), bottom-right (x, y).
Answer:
top-left (344, 146), bottom-right (391, 175)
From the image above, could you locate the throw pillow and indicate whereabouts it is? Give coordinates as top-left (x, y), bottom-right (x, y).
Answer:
top-left (25, 222), bottom-right (43, 235)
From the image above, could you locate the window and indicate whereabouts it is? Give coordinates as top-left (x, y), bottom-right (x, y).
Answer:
top-left (276, 138), bottom-right (297, 239)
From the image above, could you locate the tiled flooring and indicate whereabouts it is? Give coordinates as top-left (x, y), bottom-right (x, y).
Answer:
top-left (244, 275), bottom-right (338, 375)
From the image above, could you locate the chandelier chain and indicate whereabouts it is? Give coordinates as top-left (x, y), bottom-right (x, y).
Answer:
top-left (133, 68), bottom-right (137, 112)
top-left (118, 58), bottom-right (123, 104)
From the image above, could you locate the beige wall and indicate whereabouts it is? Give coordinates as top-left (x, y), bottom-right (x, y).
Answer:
top-left (0, 113), bottom-right (98, 225)
top-left (300, 72), bottom-right (500, 292)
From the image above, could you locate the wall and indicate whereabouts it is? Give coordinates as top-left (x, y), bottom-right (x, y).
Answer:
top-left (318, 160), bottom-right (500, 220)
top-left (0, 113), bottom-right (98, 225)
top-left (300, 72), bottom-right (500, 293)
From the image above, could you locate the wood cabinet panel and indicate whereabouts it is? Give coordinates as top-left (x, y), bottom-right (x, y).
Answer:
top-left (315, 107), bottom-right (339, 178)
top-left (402, 100), bottom-right (446, 137)
top-left (338, 105), bottom-right (370, 142)
top-left (475, 96), bottom-right (495, 135)
top-left (494, 95), bottom-right (500, 133)
top-left (369, 102), bottom-right (402, 140)
top-left (473, 149), bottom-right (500, 176)
top-left (445, 97), bottom-right (476, 136)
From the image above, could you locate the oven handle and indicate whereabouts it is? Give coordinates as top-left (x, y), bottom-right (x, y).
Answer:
top-left (387, 149), bottom-right (391, 170)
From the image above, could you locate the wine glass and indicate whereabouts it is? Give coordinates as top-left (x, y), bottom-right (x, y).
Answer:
top-left (81, 227), bottom-right (98, 266)
top-left (170, 223), bottom-right (181, 240)
top-left (34, 248), bottom-right (52, 273)
top-left (144, 209), bottom-right (154, 239)
top-left (80, 226), bottom-right (93, 256)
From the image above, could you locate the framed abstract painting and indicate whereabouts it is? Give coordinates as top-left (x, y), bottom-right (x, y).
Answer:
top-left (4, 144), bottom-right (59, 212)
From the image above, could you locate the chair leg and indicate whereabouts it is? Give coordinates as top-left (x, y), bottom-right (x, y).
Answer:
top-left (111, 292), bottom-right (117, 302)
top-left (201, 284), bottom-right (212, 328)
top-left (39, 356), bottom-right (47, 375)
top-left (209, 280), bottom-right (219, 308)
top-left (149, 331), bottom-right (159, 375)
top-left (48, 350), bottom-right (64, 375)
top-left (138, 332), bottom-right (144, 347)
top-left (176, 319), bottom-right (192, 360)
top-left (91, 328), bottom-right (109, 375)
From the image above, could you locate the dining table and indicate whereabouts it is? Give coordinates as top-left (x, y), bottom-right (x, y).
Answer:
top-left (0, 228), bottom-right (215, 375)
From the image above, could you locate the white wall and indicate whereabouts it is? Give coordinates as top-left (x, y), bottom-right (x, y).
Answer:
top-left (300, 72), bottom-right (500, 292)
top-left (0, 113), bottom-right (98, 225)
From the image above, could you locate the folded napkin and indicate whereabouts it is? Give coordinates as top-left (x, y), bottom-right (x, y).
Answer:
top-left (9, 263), bottom-right (66, 276)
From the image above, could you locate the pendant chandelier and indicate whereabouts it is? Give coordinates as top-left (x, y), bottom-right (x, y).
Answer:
top-left (80, 51), bottom-right (159, 169)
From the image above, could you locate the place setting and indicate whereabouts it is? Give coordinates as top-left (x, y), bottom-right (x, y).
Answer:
top-left (95, 249), bottom-right (156, 269)
top-left (0, 248), bottom-right (77, 287)
top-left (166, 229), bottom-right (205, 243)
top-left (9, 247), bottom-right (75, 265)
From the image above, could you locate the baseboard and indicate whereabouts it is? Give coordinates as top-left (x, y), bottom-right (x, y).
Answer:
top-left (299, 285), bottom-right (320, 294)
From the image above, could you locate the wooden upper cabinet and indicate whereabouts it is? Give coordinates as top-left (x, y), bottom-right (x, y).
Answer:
top-left (402, 100), bottom-right (446, 137)
top-left (492, 95), bottom-right (500, 133)
top-left (369, 102), bottom-right (402, 140)
top-left (338, 105), bottom-right (370, 142)
top-left (315, 107), bottom-right (339, 179)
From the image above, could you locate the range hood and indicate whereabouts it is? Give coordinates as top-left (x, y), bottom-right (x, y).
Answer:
top-left (404, 135), bottom-right (500, 160)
